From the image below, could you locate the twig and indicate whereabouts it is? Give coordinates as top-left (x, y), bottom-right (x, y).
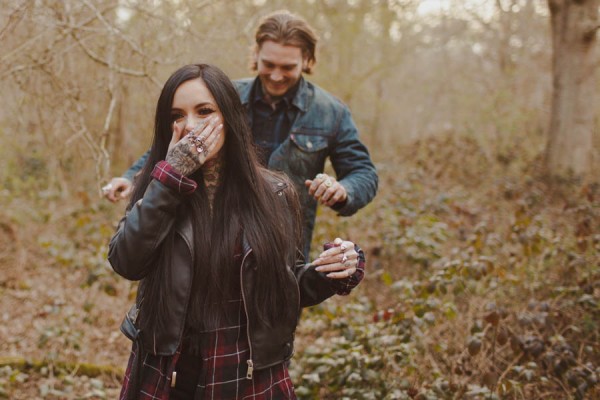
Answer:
top-left (0, 356), bottom-right (124, 378)
top-left (0, 0), bottom-right (30, 42)
top-left (81, 0), bottom-right (158, 63)
top-left (550, 375), bottom-right (572, 399)
top-left (496, 353), bottom-right (523, 390)
top-left (71, 33), bottom-right (147, 78)
top-left (584, 24), bottom-right (600, 42)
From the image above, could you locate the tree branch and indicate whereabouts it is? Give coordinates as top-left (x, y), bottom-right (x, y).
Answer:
top-left (547, 0), bottom-right (563, 14)
top-left (0, 0), bottom-right (30, 42)
top-left (584, 24), bottom-right (600, 42)
top-left (70, 32), bottom-right (158, 84)
top-left (80, 0), bottom-right (163, 65)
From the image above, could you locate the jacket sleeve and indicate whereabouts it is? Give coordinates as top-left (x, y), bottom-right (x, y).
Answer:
top-left (122, 150), bottom-right (150, 182)
top-left (108, 179), bottom-right (185, 281)
top-left (329, 106), bottom-right (378, 216)
top-left (293, 245), bottom-right (366, 308)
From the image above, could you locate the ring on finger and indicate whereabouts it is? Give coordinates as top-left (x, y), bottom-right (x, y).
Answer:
top-left (341, 254), bottom-right (348, 263)
top-left (190, 136), bottom-right (206, 153)
top-left (102, 184), bottom-right (113, 193)
top-left (324, 179), bottom-right (333, 188)
top-left (316, 173), bottom-right (325, 181)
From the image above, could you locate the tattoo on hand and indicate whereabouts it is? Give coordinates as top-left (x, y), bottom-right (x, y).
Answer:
top-left (166, 143), bottom-right (201, 176)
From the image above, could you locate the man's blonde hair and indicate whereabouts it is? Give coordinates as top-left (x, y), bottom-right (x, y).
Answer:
top-left (252, 10), bottom-right (318, 74)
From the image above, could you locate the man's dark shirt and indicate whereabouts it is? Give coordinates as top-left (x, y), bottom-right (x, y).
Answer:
top-left (251, 79), bottom-right (301, 165)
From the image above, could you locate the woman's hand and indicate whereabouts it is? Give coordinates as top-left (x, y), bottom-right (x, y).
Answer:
top-left (102, 177), bottom-right (133, 202)
top-left (166, 116), bottom-right (223, 176)
top-left (312, 237), bottom-right (359, 279)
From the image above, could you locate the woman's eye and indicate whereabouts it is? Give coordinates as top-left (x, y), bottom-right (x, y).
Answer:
top-left (197, 108), bottom-right (215, 116)
top-left (171, 114), bottom-right (185, 122)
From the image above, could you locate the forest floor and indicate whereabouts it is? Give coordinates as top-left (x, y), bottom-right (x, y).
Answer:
top-left (1, 134), bottom-right (598, 399)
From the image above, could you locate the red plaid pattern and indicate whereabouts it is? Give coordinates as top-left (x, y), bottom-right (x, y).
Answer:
top-left (151, 160), bottom-right (198, 194)
top-left (119, 346), bottom-right (179, 400)
top-left (117, 175), bottom-right (366, 399)
top-left (119, 296), bottom-right (296, 399)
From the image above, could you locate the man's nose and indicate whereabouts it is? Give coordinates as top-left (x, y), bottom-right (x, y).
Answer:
top-left (270, 69), bottom-right (283, 82)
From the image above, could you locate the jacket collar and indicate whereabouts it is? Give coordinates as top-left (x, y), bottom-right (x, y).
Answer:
top-left (175, 175), bottom-right (287, 258)
top-left (239, 77), bottom-right (309, 113)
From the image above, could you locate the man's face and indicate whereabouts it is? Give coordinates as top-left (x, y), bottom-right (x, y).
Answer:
top-left (254, 40), bottom-right (307, 98)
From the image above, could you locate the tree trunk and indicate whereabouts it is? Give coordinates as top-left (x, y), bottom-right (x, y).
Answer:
top-left (545, 0), bottom-right (599, 177)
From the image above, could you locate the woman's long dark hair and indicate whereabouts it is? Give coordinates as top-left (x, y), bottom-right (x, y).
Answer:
top-left (129, 64), bottom-right (302, 331)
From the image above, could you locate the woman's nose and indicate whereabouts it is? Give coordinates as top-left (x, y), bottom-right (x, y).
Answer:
top-left (184, 116), bottom-right (201, 133)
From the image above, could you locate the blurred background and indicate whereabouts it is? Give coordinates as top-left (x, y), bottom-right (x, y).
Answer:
top-left (1, 0), bottom-right (599, 399)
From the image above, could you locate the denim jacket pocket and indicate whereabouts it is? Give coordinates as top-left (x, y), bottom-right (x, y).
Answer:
top-left (287, 133), bottom-right (329, 178)
top-left (289, 131), bottom-right (329, 153)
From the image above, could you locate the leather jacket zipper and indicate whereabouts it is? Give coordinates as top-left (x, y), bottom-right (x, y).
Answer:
top-left (239, 247), bottom-right (254, 379)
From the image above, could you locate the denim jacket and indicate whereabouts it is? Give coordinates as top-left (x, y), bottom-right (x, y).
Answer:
top-left (123, 77), bottom-right (378, 256)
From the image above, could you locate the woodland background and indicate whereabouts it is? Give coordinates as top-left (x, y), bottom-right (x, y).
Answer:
top-left (0, 0), bottom-right (599, 399)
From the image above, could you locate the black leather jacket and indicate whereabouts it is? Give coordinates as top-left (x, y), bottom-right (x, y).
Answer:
top-left (108, 174), bottom-right (349, 372)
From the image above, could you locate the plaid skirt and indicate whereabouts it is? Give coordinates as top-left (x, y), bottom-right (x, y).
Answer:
top-left (119, 297), bottom-right (296, 400)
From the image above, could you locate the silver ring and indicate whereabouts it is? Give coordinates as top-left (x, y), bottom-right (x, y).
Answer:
top-left (324, 179), bottom-right (333, 188)
top-left (341, 254), bottom-right (348, 263)
top-left (316, 173), bottom-right (325, 181)
top-left (102, 183), bottom-right (113, 193)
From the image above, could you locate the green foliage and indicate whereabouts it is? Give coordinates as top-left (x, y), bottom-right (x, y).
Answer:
top-left (304, 135), bottom-right (600, 399)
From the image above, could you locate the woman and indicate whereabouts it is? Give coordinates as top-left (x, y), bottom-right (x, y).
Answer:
top-left (108, 64), bottom-right (365, 399)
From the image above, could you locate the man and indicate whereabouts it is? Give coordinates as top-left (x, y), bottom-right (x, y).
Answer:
top-left (103, 10), bottom-right (378, 257)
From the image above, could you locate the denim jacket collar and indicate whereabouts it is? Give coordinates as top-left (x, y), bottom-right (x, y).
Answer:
top-left (239, 76), bottom-right (309, 113)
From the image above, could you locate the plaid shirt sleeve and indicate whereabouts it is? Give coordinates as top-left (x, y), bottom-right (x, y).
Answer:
top-left (326, 243), bottom-right (366, 296)
top-left (151, 160), bottom-right (197, 194)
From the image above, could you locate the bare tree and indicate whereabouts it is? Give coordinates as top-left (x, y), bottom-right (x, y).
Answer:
top-left (545, 0), bottom-right (599, 177)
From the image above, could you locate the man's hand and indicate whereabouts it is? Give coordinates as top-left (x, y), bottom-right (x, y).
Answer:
top-left (304, 173), bottom-right (347, 207)
top-left (103, 177), bottom-right (133, 202)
